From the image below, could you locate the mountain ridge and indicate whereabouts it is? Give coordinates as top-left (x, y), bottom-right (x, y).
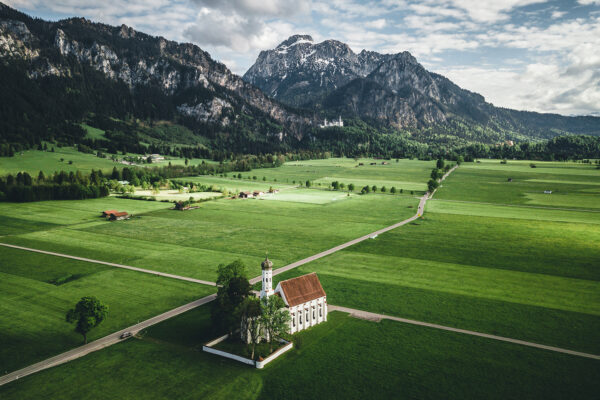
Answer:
top-left (244, 35), bottom-right (600, 138)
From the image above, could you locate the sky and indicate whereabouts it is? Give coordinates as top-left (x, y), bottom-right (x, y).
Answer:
top-left (5, 0), bottom-right (600, 116)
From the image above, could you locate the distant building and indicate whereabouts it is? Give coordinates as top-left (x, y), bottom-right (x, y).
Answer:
top-left (319, 116), bottom-right (343, 128)
top-left (239, 191), bottom-right (254, 198)
top-left (253, 191), bottom-right (264, 197)
top-left (102, 210), bottom-right (118, 217)
top-left (109, 211), bottom-right (130, 220)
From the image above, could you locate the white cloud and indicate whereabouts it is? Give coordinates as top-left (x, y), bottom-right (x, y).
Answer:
top-left (364, 18), bottom-right (387, 29)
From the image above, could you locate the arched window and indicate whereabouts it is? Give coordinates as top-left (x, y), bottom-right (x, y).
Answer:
top-left (292, 313), bottom-right (296, 327)
top-left (313, 308), bottom-right (315, 319)
top-left (299, 313), bottom-right (302, 324)
top-left (319, 304), bottom-right (322, 317)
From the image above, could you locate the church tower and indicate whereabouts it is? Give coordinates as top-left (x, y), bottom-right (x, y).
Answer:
top-left (260, 256), bottom-right (274, 299)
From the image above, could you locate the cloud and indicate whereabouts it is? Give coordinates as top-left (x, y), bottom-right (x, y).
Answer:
top-left (364, 18), bottom-right (387, 29)
top-left (183, 8), bottom-right (294, 53)
top-left (190, 0), bottom-right (310, 17)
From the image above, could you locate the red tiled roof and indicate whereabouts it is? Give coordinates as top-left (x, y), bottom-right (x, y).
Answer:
top-left (112, 211), bottom-right (129, 217)
top-left (279, 273), bottom-right (326, 307)
top-left (103, 210), bottom-right (118, 215)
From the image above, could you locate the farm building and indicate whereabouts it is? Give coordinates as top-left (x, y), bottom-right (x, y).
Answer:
top-left (102, 210), bottom-right (118, 217)
top-left (253, 191), bottom-right (264, 197)
top-left (109, 211), bottom-right (130, 220)
top-left (239, 191), bottom-right (254, 198)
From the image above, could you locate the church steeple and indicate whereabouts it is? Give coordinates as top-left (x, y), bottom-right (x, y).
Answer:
top-left (260, 253), bottom-right (274, 298)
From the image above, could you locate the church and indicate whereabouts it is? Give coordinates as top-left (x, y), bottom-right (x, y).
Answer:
top-left (259, 256), bottom-right (328, 335)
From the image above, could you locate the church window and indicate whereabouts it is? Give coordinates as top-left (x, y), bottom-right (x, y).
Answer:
top-left (292, 313), bottom-right (296, 327)
top-left (313, 308), bottom-right (315, 319)
top-left (299, 314), bottom-right (302, 324)
top-left (319, 305), bottom-right (322, 317)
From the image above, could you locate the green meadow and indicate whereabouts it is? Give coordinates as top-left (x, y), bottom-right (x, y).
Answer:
top-left (1, 193), bottom-right (419, 281)
top-left (436, 159), bottom-right (600, 208)
top-left (0, 147), bottom-right (123, 176)
top-left (1, 309), bottom-right (597, 400)
top-left (0, 246), bottom-right (215, 372)
top-left (2, 157), bottom-right (599, 398)
top-left (249, 158), bottom-right (432, 191)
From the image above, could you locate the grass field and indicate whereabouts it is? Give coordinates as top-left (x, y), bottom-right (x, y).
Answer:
top-left (0, 147), bottom-right (123, 176)
top-left (1, 309), bottom-right (597, 400)
top-left (0, 246), bottom-right (216, 372)
top-left (132, 190), bottom-right (222, 201)
top-left (249, 158), bottom-right (432, 192)
top-left (264, 161), bottom-right (600, 354)
top-left (436, 159), bottom-right (600, 208)
top-left (0, 191), bottom-right (420, 281)
top-left (2, 157), bottom-right (598, 398)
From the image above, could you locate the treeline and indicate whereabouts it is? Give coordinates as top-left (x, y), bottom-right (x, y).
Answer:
top-left (0, 171), bottom-right (109, 202)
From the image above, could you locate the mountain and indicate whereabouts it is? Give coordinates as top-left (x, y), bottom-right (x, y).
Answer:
top-left (244, 35), bottom-right (600, 140)
top-left (0, 3), bottom-right (309, 154)
top-left (244, 34), bottom-right (393, 107)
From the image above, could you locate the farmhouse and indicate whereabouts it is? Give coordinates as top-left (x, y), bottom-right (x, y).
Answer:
top-left (101, 210), bottom-right (118, 217)
top-left (109, 211), bottom-right (130, 220)
top-left (259, 257), bottom-right (327, 335)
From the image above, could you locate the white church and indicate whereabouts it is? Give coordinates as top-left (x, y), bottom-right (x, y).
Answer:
top-left (258, 256), bottom-right (328, 335)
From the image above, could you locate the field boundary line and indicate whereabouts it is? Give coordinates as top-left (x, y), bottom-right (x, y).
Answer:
top-left (329, 305), bottom-right (600, 361)
top-left (0, 293), bottom-right (217, 387)
top-left (0, 243), bottom-right (217, 287)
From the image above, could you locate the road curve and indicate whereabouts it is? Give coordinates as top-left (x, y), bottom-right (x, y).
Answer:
top-left (329, 305), bottom-right (600, 360)
top-left (0, 243), bottom-right (217, 287)
top-left (0, 293), bottom-right (217, 387)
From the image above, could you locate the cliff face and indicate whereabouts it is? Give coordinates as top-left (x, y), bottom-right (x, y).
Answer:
top-left (243, 34), bottom-right (394, 107)
top-left (0, 4), bottom-right (309, 138)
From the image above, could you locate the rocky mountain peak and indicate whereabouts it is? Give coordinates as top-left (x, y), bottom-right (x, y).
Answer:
top-left (277, 34), bottom-right (313, 49)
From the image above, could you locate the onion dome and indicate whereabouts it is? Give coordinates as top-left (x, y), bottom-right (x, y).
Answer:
top-left (261, 256), bottom-right (273, 270)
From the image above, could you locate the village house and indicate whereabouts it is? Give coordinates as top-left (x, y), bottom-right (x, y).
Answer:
top-left (102, 210), bottom-right (129, 220)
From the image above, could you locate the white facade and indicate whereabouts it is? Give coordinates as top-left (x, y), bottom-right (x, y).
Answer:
top-left (275, 284), bottom-right (327, 334)
top-left (260, 260), bottom-right (274, 298)
top-left (319, 116), bottom-right (344, 128)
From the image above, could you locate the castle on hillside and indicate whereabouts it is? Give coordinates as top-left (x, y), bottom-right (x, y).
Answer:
top-left (319, 116), bottom-right (344, 128)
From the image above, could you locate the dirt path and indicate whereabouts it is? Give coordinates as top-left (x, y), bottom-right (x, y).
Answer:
top-left (329, 305), bottom-right (600, 360)
top-left (0, 243), bottom-right (217, 286)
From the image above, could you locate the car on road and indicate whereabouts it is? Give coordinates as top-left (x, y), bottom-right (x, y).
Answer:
top-left (120, 332), bottom-right (132, 339)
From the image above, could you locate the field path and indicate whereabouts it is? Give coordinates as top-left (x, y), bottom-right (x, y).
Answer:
top-left (329, 305), bottom-right (600, 360)
top-left (0, 294), bottom-right (217, 387)
top-left (250, 165), bottom-right (456, 284)
top-left (0, 242), bottom-right (217, 286)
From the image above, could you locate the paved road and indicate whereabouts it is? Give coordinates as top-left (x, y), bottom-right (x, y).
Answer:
top-left (329, 305), bottom-right (600, 360)
top-left (251, 165), bottom-right (456, 284)
top-left (0, 293), bottom-right (217, 387)
top-left (0, 243), bottom-right (217, 287)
